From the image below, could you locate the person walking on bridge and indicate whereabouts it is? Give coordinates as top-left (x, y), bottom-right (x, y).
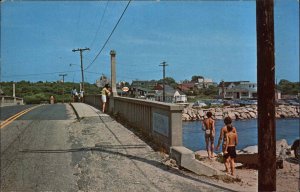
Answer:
top-left (101, 84), bottom-right (111, 113)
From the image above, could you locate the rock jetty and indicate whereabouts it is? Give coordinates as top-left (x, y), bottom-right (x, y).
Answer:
top-left (182, 105), bottom-right (300, 121)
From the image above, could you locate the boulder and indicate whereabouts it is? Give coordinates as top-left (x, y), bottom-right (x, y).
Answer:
top-left (215, 108), bottom-right (222, 112)
top-left (233, 111), bottom-right (240, 116)
top-left (275, 113), bottom-right (281, 118)
top-left (240, 113), bottom-right (248, 119)
top-left (198, 110), bottom-right (205, 117)
top-left (249, 112), bottom-right (257, 118)
top-left (276, 139), bottom-right (289, 159)
top-left (239, 145), bottom-right (258, 154)
top-left (228, 112), bottom-right (236, 120)
top-left (182, 113), bottom-right (191, 121)
top-left (246, 107), bottom-right (254, 112)
top-left (215, 111), bottom-right (223, 116)
top-left (280, 112), bottom-right (288, 118)
top-left (183, 108), bottom-right (188, 114)
top-left (187, 108), bottom-right (194, 117)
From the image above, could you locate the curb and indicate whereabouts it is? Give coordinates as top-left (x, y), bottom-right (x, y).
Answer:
top-left (69, 103), bottom-right (80, 121)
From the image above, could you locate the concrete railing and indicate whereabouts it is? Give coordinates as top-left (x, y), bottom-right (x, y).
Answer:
top-left (0, 96), bottom-right (24, 106)
top-left (84, 95), bottom-right (184, 152)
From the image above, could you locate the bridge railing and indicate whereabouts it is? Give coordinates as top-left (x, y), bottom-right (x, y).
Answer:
top-left (0, 96), bottom-right (24, 106)
top-left (84, 95), bottom-right (184, 152)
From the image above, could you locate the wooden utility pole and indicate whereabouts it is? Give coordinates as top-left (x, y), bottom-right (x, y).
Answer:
top-left (59, 74), bottom-right (67, 103)
top-left (159, 61), bottom-right (168, 102)
top-left (72, 48), bottom-right (90, 93)
top-left (256, 0), bottom-right (276, 191)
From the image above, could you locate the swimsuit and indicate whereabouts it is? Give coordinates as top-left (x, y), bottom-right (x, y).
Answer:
top-left (224, 146), bottom-right (237, 159)
top-left (204, 119), bottom-right (214, 142)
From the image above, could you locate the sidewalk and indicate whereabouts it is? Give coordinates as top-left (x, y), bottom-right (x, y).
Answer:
top-left (71, 102), bottom-right (104, 118)
top-left (69, 103), bottom-right (241, 192)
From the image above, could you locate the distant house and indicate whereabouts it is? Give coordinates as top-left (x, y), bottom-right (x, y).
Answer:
top-left (154, 84), bottom-right (187, 103)
top-left (129, 80), bottom-right (158, 99)
top-left (128, 86), bottom-right (154, 99)
top-left (131, 80), bottom-right (157, 89)
top-left (178, 82), bottom-right (195, 92)
top-left (95, 74), bottom-right (110, 88)
top-left (218, 81), bottom-right (257, 99)
top-left (177, 84), bottom-right (190, 92)
top-left (195, 78), bottom-right (216, 89)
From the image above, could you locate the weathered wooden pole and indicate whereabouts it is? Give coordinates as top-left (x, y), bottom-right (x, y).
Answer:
top-left (256, 0), bottom-right (276, 191)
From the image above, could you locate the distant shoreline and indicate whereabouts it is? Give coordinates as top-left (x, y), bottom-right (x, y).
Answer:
top-left (182, 105), bottom-right (300, 121)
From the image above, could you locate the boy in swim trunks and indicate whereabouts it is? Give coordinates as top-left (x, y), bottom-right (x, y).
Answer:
top-left (216, 117), bottom-right (237, 172)
top-left (223, 124), bottom-right (238, 176)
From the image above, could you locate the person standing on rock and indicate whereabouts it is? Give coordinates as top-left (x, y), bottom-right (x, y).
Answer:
top-left (216, 117), bottom-right (237, 172)
top-left (101, 84), bottom-right (111, 113)
top-left (202, 111), bottom-right (215, 159)
top-left (223, 124), bottom-right (238, 176)
top-left (216, 117), bottom-right (237, 152)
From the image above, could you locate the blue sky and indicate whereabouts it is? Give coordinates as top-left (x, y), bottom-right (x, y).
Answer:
top-left (1, 0), bottom-right (299, 84)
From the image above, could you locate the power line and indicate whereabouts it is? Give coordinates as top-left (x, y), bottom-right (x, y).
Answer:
top-left (2, 70), bottom-right (80, 78)
top-left (85, 71), bottom-right (103, 75)
top-left (89, 0), bottom-right (109, 49)
top-left (84, 0), bottom-right (132, 71)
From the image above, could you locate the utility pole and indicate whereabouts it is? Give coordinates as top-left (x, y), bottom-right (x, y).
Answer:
top-left (221, 80), bottom-right (225, 99)
top-left (256, 0), bottom-right (276, 191)
top-left (159, 61), bottom-right (168, 102)
top-left (59, 74), bottom-right (67, 103)
top-left (72, 48), bottom-right (90, 93)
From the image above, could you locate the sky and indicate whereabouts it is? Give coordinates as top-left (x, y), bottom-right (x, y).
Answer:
top-left (1, 0), bottom-right (299, 84)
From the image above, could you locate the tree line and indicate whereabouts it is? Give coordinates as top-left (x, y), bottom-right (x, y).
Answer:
top-left (276, 79), bottom-right (300, 96)
top-left (0, 81), bottom-right (100, 104)
top-left (0, 79), bottom-right (298, 104)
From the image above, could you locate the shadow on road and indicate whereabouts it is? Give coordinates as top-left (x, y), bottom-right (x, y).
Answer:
top-left (20, 145), bottom-right (236, 192)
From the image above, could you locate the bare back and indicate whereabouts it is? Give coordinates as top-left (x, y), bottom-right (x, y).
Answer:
top-left (226, 132), bottom-right (238, 147)
top-left (203, 118), bottom-right (214, 131)
top-left (221, 126), bottom-right (236, 142)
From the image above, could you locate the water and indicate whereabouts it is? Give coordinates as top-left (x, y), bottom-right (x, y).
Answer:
top-left (183, 118), bottom-right (299, 151)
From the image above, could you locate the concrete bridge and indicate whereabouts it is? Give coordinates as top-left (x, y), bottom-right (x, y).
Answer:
top-left (84, 94), bottom-right (224, 177)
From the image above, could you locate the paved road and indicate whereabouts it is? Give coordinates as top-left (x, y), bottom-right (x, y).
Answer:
top-left (1, 103), bottom-right (234, 192)
top-left (1, 104), bottom-right (77, 191)
top-left (0, 104), bottom-right (36, 120)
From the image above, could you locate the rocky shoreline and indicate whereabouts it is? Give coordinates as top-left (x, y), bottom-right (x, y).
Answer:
top-left (182, 104), bottom-right (300, 121)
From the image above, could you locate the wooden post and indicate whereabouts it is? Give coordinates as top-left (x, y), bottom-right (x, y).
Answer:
top-left (256, 0), bottom-right (276, 191)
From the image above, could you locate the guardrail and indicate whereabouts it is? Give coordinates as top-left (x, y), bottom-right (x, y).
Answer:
top-left (84, 95), bottom-right (184, 152)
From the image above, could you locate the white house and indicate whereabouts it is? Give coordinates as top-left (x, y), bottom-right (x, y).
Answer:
top-left (154, 85), bottom-right (187, 103)
top-left (218, 81), bottom-right (257, 99)
top-left (196, 78), bottom-right (216, 89)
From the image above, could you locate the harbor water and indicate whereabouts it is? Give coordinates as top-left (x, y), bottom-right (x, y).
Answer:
top-left (183, 118), bottom-right (299, 152)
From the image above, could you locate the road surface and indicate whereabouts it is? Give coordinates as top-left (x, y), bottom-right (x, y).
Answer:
top-left (1, 104), bottom-right (77, 191)
top-left (1, 103), bottom-right (234, 192)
